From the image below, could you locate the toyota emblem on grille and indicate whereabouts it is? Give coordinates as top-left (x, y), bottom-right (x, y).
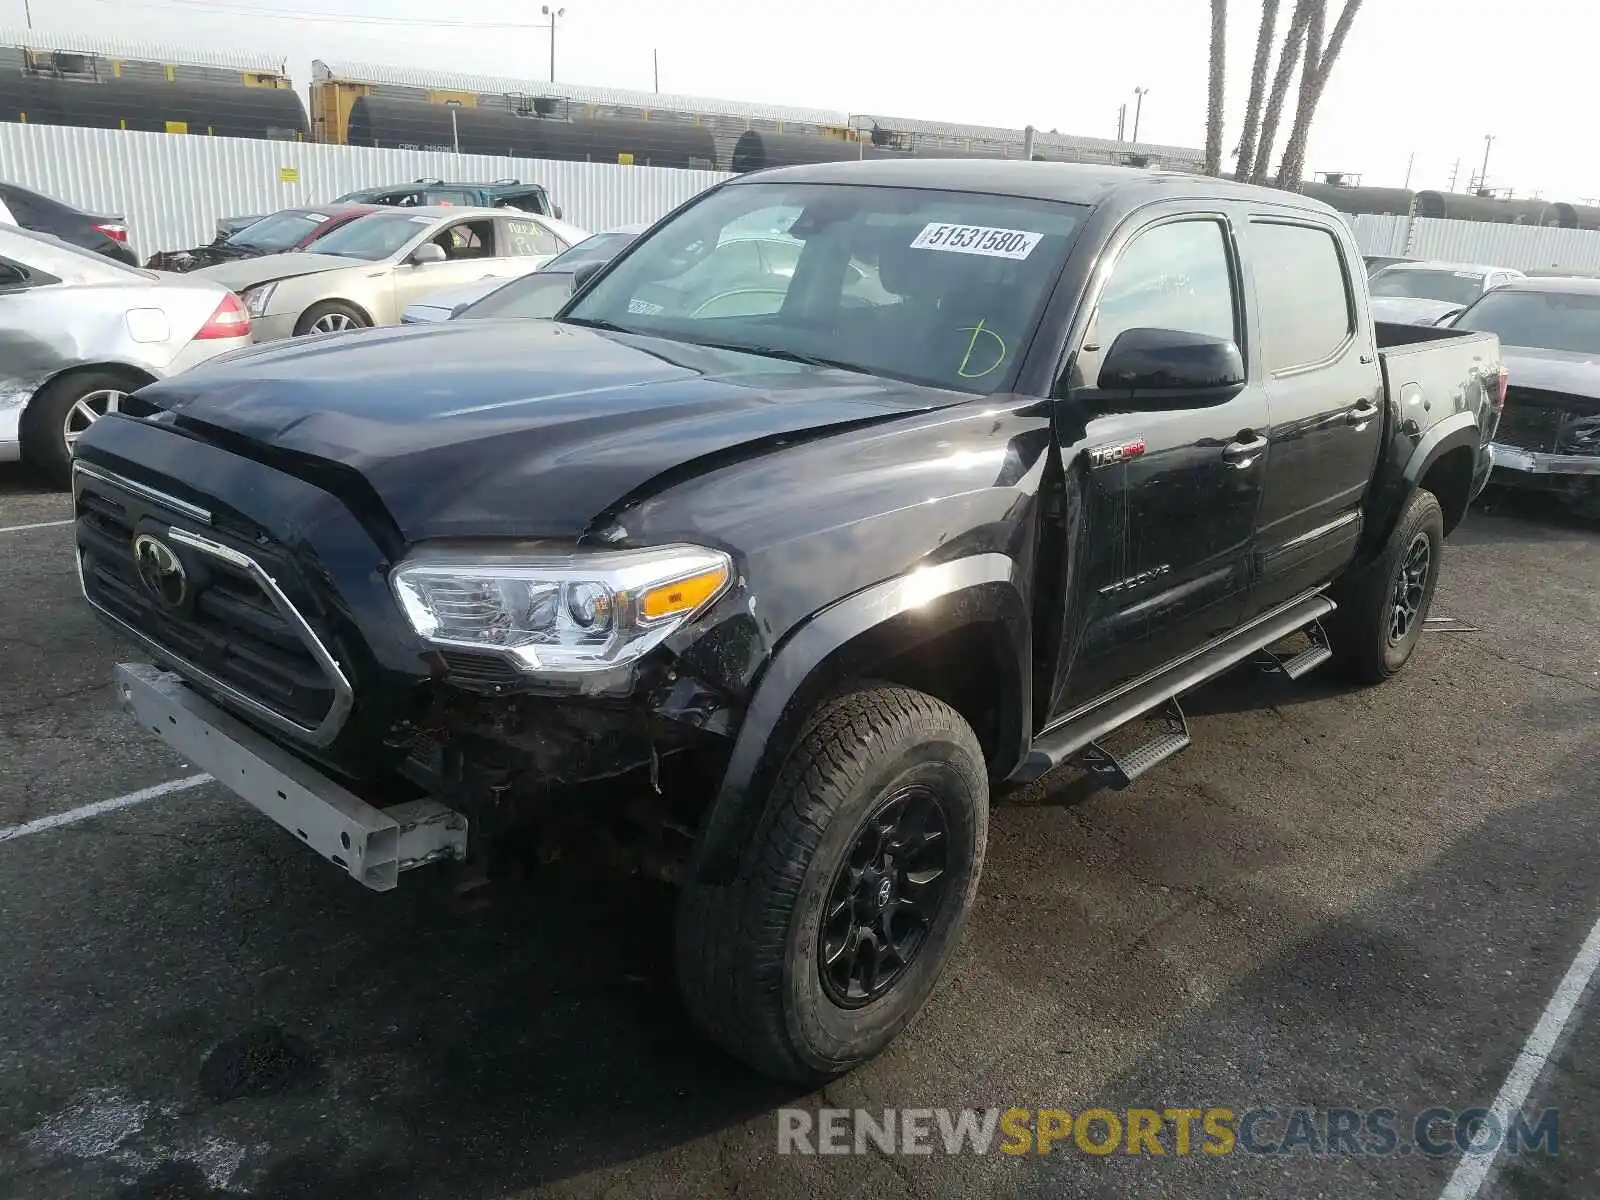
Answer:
top-left (132, 534), bottom-right (188, 609)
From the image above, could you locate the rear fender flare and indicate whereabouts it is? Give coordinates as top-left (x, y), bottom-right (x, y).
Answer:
top-left (688, 552), bottom-right (1027, 886)
top-left (1403, 410), bottom-right (1481, 487)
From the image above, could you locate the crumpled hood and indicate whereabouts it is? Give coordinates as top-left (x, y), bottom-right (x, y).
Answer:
top-left (1500, 345), bottom-right (1600, 403)
top-left (137, 319), bottom-right (966, 541)
top-left (1370, 295), bottom-right (1463, 326)
top-left (192, 251), bottom-right (365, 291)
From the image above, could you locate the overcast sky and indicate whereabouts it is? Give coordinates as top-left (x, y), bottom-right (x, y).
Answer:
top-left (7, 0), bottom-right (1588, 201)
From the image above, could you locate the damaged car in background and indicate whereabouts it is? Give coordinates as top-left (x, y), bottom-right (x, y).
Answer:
top-left (1448, 275), bottom-right (1600, 513)
top-left (145, 203), bottom-right (381, 273)
top-left (191, 206), bottom-right (589, 341)
top-left (1, 222), bottom-right (250, 486)
top-left (74, 160), bottom-right (1504, 1085)
top-left (1368, 260), bottom-right (1523, 326)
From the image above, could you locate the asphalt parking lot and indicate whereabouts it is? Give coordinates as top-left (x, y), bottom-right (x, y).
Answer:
top-left (1, 467), bottom-right (1597, 1200)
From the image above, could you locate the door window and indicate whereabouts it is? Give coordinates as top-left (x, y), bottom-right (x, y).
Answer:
top-left (1250, 221), bottom-right (1354, 372)
top-left (502, 218), bottom-right (561, 256)
top-left (433, 219), bottom-right (496, 260)
top-left (1091, 218), bottom-right (1238, 355)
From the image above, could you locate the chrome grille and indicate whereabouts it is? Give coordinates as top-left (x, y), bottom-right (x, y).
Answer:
top-left (73, 462), bottom-right (353, 746)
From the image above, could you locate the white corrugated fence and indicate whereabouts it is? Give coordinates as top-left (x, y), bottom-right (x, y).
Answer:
top-left (10, 121), bottom-right (1600, 276)
top-left (0, 122), bottom-right (732, 259)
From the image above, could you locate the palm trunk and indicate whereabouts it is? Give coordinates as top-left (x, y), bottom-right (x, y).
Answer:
top-left (1276, 0), bottom-right (1363, 190)
top-left (1232, 0), bottom-right (1280, 180)
top-left (1248, 0), bottom-right (1313, 186)
top-left (1204, 0), bottom-right (1228, 175)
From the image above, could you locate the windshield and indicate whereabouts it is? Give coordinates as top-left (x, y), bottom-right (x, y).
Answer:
top-left (305, 211), bottom-right (430, 261)
top-left (460, 272), bottom-right (576, 321)
top-left (562, 181), bottom-right (1088, 394)
top-left (1452, 288), bottom-right (1600, 354)
top-left (543, 231), bottom-right (637, 271)
top-left (226, 209), bottom-right (334, 251)
top-left (1370, 268), bottom-right (1486, 306)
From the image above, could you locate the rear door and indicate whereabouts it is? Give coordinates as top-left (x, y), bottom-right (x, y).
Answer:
top-left (1243, 215), bottom-right (1385, 614)
top-left (497, 215), bottom-right (565, 268)
top-left (1047, 206), bottom-right (1271, 714)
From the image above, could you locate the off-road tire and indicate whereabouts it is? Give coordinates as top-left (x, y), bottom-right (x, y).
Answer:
top-left (675, 684), bottom-right (989, 1084)
top-left (293, 301), bottom-right (370, 337)
top-left (1326, 488), bottom-right (1445, 684)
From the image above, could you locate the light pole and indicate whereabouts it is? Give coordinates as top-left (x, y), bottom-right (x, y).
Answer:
top-left (1478, 134), bottom-right (1495, 193)
top-left (1131, 87), bottom-right (1149, 143)
top-left (444, 99), bottom-right (461, 154)
top-left (542, 6), bottom-right (565, 83)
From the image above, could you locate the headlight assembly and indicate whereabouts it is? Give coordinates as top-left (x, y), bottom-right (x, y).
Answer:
top-left (390, 543), bottom-right (733, 675)
top-left (241, 282), bottom-right (278, 317)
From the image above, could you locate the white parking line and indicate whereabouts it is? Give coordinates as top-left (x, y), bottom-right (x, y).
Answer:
top-left (0, 774), bottom-right (212, 843)
top-left (1438, 909), bottom-right (1600, 1200)
top-left (0, 518), bottom-right (72, 535)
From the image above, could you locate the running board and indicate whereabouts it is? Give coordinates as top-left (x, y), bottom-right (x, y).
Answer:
top-left (1254, 617), bottom-right (1334, 680)
top-left (1069, 697), bottom-right (1191, 790)
top-left (1012, 592), bottom-right (1337, 784)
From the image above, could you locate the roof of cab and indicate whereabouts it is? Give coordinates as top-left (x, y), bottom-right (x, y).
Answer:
top-left (729, 158), bottom-right (1338, 214)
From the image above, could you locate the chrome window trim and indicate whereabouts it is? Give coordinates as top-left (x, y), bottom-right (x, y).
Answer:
top-left (72, 461), bottom-right (354, 748)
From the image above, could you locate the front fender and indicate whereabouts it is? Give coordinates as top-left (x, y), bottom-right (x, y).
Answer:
top-left (687, 552), bottom-right (1027, 886)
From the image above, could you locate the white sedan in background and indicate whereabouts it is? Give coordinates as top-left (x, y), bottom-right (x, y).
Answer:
top-left (1368, 260), bottom-right (1525, 325)
top-left (194, 206), bottom-right (590, 342)
top-left (1, 223), bottom-right (252, 486)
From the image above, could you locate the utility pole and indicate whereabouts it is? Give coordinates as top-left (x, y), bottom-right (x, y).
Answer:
top-left (1402, 150), bottom-right (1415, 190)
top-left (1117, 103), bottom-right (1126, 141)
top-left (1131, 87), bottom-right (1149, 143)
top-left (1478, 134), bottom-right (1495, 194)
top-left (1446, 158), bottom-right (1461, 192)
top-left (444, 99), bottom-right (461, 154)
top-left (23, 0), bottom-right (32, 29)
top-left (653, 48), bottom-right (659, 93)
top-left (542, 5), bottom-right (565, 83)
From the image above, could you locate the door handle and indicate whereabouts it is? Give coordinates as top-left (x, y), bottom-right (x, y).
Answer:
top-left (1221, 432), bottom-right (1268, 469)
top-left (1346, 399), bottom-right (1379, 427)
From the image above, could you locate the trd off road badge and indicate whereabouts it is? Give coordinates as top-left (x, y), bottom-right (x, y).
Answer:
top-left (1087, 438), bottom-right (1147, 469)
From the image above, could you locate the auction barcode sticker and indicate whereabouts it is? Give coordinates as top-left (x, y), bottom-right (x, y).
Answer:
top-left (911, 222), bottom-right (1042, 260)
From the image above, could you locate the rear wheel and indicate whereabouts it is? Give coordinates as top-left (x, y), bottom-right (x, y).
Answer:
top-left (294, 301), bottom-right (369, 337)
top-left (675, 684), bottom-right (989, 1083)
top-left (20, 370), bottom-right (139, 489)
top-left (1326, 488), bottom-right (1445, 684)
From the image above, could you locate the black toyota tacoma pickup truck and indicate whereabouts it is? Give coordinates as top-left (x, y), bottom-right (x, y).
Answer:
top-left (73, 160), bottom-right (1505, 1084)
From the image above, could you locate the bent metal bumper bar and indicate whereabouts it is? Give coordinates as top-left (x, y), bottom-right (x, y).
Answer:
top-left (1490, 443), bottom-right (1600, 476)
top-left (115, 662), bottom-right (466, 891)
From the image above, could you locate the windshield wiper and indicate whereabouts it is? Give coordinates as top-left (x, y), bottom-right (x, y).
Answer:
top-left (678, 338), bottom-right (863, 374)
top-left (561, 316), bottom-right (635, 333)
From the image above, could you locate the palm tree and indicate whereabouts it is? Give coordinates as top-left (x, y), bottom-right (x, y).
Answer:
top-left (1232, 0), bottom-right (1280, 180)
top-left (1204, 0), bottom-right (1228, 175)
top-left (1275, 0), bottom-right (1365, 191)
top-left (1247, 0), bottom-right (1314, 186)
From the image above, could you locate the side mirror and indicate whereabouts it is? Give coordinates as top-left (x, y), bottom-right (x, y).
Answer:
top-left (567, 259), bottom-right (607, 292)
top-left (411, 242), bottom-right (447, 266)
top-left (552, 204), bottom-right (564, 220)
top-left (1096, 326), bottom-right (1246, 403)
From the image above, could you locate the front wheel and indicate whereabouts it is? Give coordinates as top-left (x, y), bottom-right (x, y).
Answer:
top-left (1326, 488), bottom-right (1445, 684)
top-left (675, 685), bottom-right (989, 1083)
top-left (294, 301), bottom-right (370, 337)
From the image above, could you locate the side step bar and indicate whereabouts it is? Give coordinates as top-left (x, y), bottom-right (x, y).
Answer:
top-left (1254, 617), bottom-right (1334, 680)
top-left (115, 662), bottom-right (467, 891)
top-left (1012, 591), bottom-right (1337, 784)
top-left (1070, 697), bottom-right (1191, 790)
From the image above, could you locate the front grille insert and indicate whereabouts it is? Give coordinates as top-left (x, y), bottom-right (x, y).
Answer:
top-left (72, 461), bottom-right (354, 747)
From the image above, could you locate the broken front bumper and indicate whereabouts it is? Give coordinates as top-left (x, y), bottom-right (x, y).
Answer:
top-left (115, 663), bottom-right (467, 891)
top-left (1490, 443), bottom-right (1600, 477)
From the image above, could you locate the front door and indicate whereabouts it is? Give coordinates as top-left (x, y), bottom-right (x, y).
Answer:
top-left (1047, 210), bottom-right (1271, 719)
top-left (391, 217), bottom-right (504, 312)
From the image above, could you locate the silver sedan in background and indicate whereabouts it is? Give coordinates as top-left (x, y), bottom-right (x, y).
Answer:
top-left (0, 223), bottom-right (252, 486)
